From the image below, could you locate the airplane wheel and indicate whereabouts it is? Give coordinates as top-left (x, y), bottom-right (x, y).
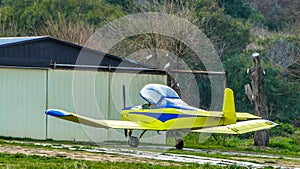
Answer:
top-left (175, 139), bottom-right (184, 149)
top-left (128, 136), bottom-right (139, 147)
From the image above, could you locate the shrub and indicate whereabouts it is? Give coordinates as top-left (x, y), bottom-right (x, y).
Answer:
top-left (269, 121), bottom-right (296, 137)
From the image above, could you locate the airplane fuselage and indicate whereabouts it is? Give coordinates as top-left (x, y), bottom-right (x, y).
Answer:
top-left (121, 105), bottom-right (224, 130)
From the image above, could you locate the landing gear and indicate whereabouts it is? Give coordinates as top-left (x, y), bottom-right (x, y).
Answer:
top-left (168, 130), bottom-right (185, 149)
top-left (128, 136), bottom-right (139, 147)
top-left (125, 129), bottom-right (147, 148)
top-left (175, 138), bottom-right (184, 149)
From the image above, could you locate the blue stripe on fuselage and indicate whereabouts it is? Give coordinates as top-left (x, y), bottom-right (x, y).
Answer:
top-left (128, 112), bottom-right (198, 122)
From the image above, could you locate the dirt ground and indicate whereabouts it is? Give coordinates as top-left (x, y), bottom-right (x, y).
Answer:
top-left (0, 140), bottom-right (299, 168)
top-left (0, 144), bottom-right (173, 166)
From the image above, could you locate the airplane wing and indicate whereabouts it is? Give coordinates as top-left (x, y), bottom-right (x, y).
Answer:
top-left (46, 109), bottom-right (277, 133)
top-left (191, 119), bottom-right (278, 134)
top-left (45, 109), bottom-right (160, 130)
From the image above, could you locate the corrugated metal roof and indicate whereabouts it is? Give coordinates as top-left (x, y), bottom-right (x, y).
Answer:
top-left (0, 36), bottom-right (48, 46)
top-left (0, 36), bottom-right (158, 70)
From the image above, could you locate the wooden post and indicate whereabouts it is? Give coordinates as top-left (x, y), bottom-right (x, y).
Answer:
top-left (245, 53), bottom-right (269, 147)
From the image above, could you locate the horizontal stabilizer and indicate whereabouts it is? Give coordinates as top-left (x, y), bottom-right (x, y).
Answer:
top-left (45, 109), bottom-right (159, 130)
top-left (236, 112), bottom-right (261, 120)
top-left (191, 119), bottom-right (278, 134)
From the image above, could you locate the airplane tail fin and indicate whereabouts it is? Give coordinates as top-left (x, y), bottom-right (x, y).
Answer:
top-left (222, 88), bottom-right (237, 125)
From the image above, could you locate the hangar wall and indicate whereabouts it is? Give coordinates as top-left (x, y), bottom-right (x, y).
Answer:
top-left (0, 67), bottom-right (167, 144)
top-left (0, 68), bottom-right (46, 139)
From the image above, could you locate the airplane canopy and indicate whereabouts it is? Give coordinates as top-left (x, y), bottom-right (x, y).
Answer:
top-left (139, 84), bottom-right (180, 105)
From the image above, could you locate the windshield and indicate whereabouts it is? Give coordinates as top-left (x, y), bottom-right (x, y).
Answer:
top-left (140, 84), bottom-right (180, 105)
top-left (160, 98), bottom-right (188, 106)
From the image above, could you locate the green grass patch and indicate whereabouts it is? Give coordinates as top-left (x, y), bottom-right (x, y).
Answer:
top-left (181, 133), bottom-right (300, 157)
top-left (182, 133), bottom-right (252, 150)
top-left (0, 137), bottom-right (297, 168)
top-left (0, 152), bottom-right (248, 169)
top-left (269, 136), bottom-right (300, 150)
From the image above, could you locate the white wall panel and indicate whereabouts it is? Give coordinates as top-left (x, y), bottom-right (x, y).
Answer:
top-left (0, 68), bottom-right (46, 139)
top-left (47, 69), bottom-right (110, 142)
top-left (0, 67), bottom-right (167, 145)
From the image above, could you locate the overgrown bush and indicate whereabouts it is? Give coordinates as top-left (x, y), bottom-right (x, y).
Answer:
top-left (269, 137), bottom-right (299, 151)
top-left (269, 121), bottom-right (296, 137)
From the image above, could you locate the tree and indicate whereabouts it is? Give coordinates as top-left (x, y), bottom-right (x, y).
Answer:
top-left (102, 0), bottom-right (252, 109)
top-left (248, 33), bottom-right (300, 127)
top-left (218, 0), bottom-right (254, 19)
top-left (0, 0), bottom-right (125, 43)
top-left (246, 0), bottom-right (300, 30)
top-left (245, 53), bottom-right (269, 146)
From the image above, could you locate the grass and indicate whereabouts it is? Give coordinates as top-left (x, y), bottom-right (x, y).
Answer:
top-left (269, 136), bottom-right (299, 150)
top-left (2, 133), bottom-right (299, 157)
top-left (0, 134), bottom-right (299, 168)
top-left (0, 153), bottom-right (249, 169)
top-left (179, 133), bottom-right (300, 157)
top-left (2, 134), bottom-right (300, 159)
top-left (0, 136), bottom-right (98, 146)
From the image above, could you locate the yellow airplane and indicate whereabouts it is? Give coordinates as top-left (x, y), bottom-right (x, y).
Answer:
top-left (45, 84), bottom-right (277, 149)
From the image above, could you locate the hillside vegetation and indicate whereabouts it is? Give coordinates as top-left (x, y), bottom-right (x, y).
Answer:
top-left (0, 0), bottom-right (299, 135)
